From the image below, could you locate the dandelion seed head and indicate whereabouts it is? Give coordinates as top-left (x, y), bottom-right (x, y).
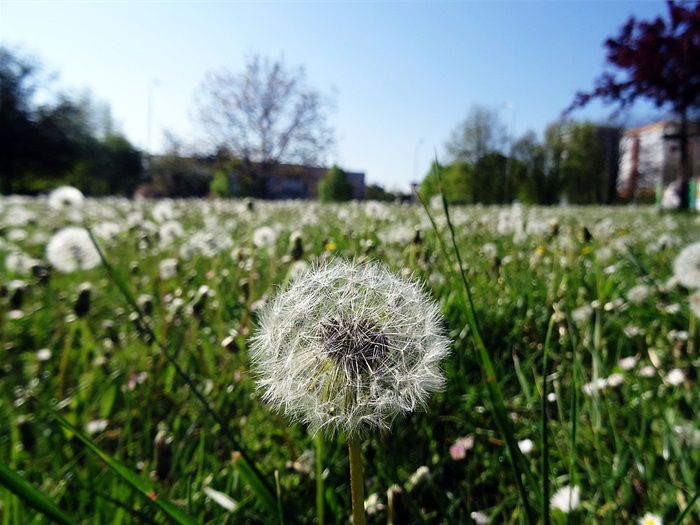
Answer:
top-left (48, 185), bottom-right (84, 211)
top-left (46, 227), bottom-right (101, 273)
top-left (673, 242), bottom-right (700, 289)
top-left (249, 259), bottom-right (450, 437)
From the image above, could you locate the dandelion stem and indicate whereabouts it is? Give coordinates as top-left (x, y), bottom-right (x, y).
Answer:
top-left (316, 434), bottom-right (325, 525)
top-left (348, 434), bottom-right (366, 525)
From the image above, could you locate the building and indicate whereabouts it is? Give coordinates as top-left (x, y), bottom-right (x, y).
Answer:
top-left (618, 120), bottom-right (700, 202)
top-left (230, 163), bottom-right (365, 200)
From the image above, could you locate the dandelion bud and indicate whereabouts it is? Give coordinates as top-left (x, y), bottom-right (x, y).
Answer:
top-left (73, 282), bottom-right (92, 318)
top-left (249, 259), bottom-right (449, 437)
top-left (387, 485), bottom-right (409, 525)
top-left (152, 429), bottom-right (173, 481)
top-left (137, 294), bottom-right (154, 316)
top-left (289, 232), bottom-right (303, 261)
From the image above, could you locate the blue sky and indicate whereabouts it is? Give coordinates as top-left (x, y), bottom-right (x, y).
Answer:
top-left (1, 1), bottom-right (672, 192)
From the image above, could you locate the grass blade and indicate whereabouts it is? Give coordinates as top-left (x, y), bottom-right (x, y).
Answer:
top-left (0, 460), bottom-right (76, 525)
top-left (30, 394), bottom-right (199, 525)
top-left (417, 168), bottom-right (539, 524)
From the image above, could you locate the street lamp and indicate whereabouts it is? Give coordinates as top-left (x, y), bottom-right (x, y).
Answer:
top-left (146, 79), bottom-right (159, 154)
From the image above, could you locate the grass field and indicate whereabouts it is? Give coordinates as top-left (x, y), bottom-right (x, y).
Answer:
top-left (1, 193), bottom-right (699, 524)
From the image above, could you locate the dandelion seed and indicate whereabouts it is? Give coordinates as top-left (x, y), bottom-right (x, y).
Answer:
top-left (46, 227), bottom-right (101, 273)
top-left (673, 242), bottom-right (700, 289)
top-left (637, 512), bottom-right (662, 525)
top-left (248, 259), bottom-right (450, 437)
top-left (550, 485), bottom-right (580, 513)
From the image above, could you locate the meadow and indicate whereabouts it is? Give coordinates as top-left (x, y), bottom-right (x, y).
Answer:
top-left (1, 191), bottom-right (699, 524)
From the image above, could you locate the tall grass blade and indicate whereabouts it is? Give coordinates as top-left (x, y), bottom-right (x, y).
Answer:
top-left (30, 394), bottom-right (199, 525)
top-left (541, 315), bottom-right (556, 525)
top-left (675, 491), bottom-right (700, 525)
top-left (0, 459), bottom-right (76, 525)
top-left (416, 168), bottom-right (538, 524)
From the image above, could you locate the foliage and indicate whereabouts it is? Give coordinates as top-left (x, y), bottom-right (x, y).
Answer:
top-left (570, 1), bottom-right (700, 208)
top-left (560, 122), bottom-right (607, 204)
top-left (210, 169), bottom-right (231, 198)
top-left (446, 105), bottom-right (507, 166)
top-left (364, 183), bottom-right (395, 202)
top-left (318, 164), bottom-right (353, 202)
top-left (195, 54), bottom-right (335, 198)
top-left (145, 152), bottom-right (212, 198)
top-left (0, 46), bottom-right (143, 196)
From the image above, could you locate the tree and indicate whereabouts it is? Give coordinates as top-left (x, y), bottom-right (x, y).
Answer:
top-left (364, 183), bottom-right (394, 202)
top-left (195, 54), bottom-right (335, 198)
top-left (0, 46), bottom-right (47, 193)
top-left (559, 122), bottom-right (607, 204)
top-left (569, 1), bottom-right (700, 208)
top-left (446, 105), bottom-right (507, 166)
top-left (318, 165), bottom-right (353, 202)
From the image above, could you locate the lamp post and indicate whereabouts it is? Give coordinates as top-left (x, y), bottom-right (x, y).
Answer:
top-left (146, 79), bottom-right (159, 154)
top-left (502, 101), bottom-right (516, 203)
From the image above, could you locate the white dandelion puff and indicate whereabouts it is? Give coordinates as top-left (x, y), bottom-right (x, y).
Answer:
top-left (550, 485), bottom-right (580, 513)
top-left (673, 242), bottom-right (700, 289)
top-left (248, 259), bottom-right (450, 437)
top-left (46, 227), bottom-right (101, 273)
top-left (48, 185), bottom-right (84, 211)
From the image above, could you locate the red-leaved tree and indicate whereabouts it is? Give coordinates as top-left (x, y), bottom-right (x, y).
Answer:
top-left (569, 1), bottom-right (700, 208)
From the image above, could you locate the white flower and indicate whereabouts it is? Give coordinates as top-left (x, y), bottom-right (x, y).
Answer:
top-left (638, 512), bottom-right (663, 525)
top-left (638, 365), bottom-right (657, 378)
top-left (606, 373), bottom-right (625, 388)
top-left (449, 435), bottom-right (475, 460)
top-left (470, 510), bottom-right (492, 524)
top-left (673, 242), bottom-right (700, 289)
top-left (46, 227), bottom-right (101, 273)
top-left (550, 485), bottom-right (580, 513)
top-left (85, 419), bottom-right (108, 436)
top-left (666, 368), bottom-right (685, 386)
top-left (582, 377), bottom-right (607, 396)
top-left (249, 259), bottom-right (450, 436)
top-left (518, 438), bottom-right (534, 454)
top-left (618, 356), bottom-right (638, 371)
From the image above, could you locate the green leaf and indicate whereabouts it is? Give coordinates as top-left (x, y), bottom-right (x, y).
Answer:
top-left (31, 394), bottom-right (199, 525)
top-left (0, 459), bottom-right (76, 525)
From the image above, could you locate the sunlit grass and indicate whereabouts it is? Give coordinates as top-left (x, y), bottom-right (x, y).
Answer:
top-left (1, 195), bottom-right (699, 523)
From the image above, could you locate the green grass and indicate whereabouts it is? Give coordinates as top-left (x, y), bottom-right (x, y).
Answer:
top-left (1, 196), bottom-right (699, 524)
